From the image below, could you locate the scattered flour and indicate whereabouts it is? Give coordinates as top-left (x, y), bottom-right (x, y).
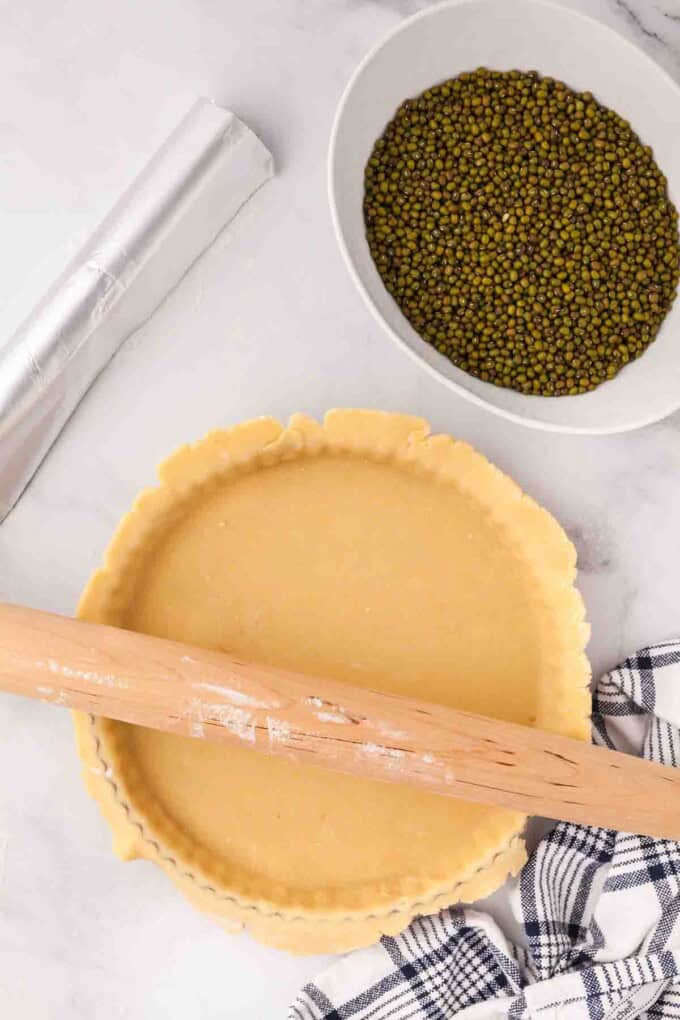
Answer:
top-left (209, 704), bottom-right (256, 743)
top-left (266, 716), bottom-right (291, 743)
top-left (187, 698), bottom-right (256, 743)
top-left (195, 682), bottom-right (271, 709)
top-left (306, 698), bottom-right (355, 726)
top-left (376, 722), bottom-right (407, 741)
top-left (362, 742), bottom-right (405, 761)
top-left (37, 688), bottom-right (67, 706)
top-left (44, 659), bottom-right (128, 689)
top-left (358, 738), bottom-right (407, 767)
top-left (316, 711), bottom-right (350, 725)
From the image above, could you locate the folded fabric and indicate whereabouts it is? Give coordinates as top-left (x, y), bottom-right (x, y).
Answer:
top-left (290, 642), bottom-right (680, 1020)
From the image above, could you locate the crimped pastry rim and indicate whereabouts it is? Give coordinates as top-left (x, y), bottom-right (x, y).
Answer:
top-left (73, 409), bottom-right (591, 951)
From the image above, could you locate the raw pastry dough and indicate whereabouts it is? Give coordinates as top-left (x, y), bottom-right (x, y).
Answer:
top-left (74, 410), bottom-right (590, 953)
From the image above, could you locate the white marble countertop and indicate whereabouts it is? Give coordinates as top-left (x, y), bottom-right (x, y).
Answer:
top-left (1, 0), bottom-right (680, 1016)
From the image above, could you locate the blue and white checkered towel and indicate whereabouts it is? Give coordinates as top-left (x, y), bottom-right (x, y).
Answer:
top-left (290, 642), bottom-right (680, 1020)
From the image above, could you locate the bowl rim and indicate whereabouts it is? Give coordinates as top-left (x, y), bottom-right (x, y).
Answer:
top-left (327, 0), bottom-right (680, 435)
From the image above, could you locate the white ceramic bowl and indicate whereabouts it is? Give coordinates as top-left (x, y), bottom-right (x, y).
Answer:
top-left (329, 0), bottom-right (680, 434)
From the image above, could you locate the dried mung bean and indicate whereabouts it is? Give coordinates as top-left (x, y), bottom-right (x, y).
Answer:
top-left (364, 69), bottom-right (680, 396)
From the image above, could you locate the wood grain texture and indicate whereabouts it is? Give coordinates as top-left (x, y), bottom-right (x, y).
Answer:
top-left (1, 602), bottom-right (678, 838)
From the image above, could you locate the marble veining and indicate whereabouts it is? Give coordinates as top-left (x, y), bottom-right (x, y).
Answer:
top-left (0, 1), bottom-right (679, 1017)
top-left (566, 522), bottom-right (618, 576)
top-left (608, 0), bottom-right (680, 70)
top-left (615, 0), bottom-right (666, 42)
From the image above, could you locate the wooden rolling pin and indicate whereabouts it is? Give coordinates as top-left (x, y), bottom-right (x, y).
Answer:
top-left (1, 601), bottom-right (678, 839)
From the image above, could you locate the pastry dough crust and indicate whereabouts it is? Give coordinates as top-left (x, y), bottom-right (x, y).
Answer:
top-left (74, 410), bottom-right (590, 953)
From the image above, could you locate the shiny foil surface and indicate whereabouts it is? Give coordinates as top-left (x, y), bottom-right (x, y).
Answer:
top-left (0, 99), bottom-right (273, 520)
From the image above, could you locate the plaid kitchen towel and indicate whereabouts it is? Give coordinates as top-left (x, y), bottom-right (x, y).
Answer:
top-left (290, 641), bottom-right (680, 1020)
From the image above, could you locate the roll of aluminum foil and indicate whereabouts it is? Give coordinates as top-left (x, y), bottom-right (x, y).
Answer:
top-left (0, 98), bottom-right (273, 521)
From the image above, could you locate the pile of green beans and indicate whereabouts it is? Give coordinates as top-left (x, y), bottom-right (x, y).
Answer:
top-left (364, 69), bottom-right (680, 395)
